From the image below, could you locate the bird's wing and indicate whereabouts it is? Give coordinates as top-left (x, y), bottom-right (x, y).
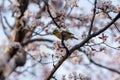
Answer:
top-left (62, 30), bottom-right (73, 35)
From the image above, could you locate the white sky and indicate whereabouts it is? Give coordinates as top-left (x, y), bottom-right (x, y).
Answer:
top-left (0, 0), bottom-right (120, 80)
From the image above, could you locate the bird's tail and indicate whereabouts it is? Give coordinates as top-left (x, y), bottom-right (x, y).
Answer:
top-left (73, 37), bottom-right (78, 40)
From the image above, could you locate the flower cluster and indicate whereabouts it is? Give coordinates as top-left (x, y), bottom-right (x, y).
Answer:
top-left (62, 72), bottom-right (90, 80)
top-left (96, 0), bottom-right (115, 13)
top-left (52, 41), bottom-right (66, 58)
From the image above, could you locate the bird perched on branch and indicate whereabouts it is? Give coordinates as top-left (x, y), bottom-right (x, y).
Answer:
top-left (53, 29), bottom-right (78, 40)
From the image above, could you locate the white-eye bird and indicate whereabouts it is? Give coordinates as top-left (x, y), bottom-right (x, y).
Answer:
top-left (53, 29), bottom-right (78, 40)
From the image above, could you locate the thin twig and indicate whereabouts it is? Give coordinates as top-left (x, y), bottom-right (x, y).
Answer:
top-left (8, 0), bottom-right (12, 4)
top-left (3, 16), bottom-right (13, 30)
top-left (61, 32), bottom-right (69, 54)
top-left (90, 59), bottom-right (120, 74)
top-left (88, 0), bottom-right (97, 36)
top-left (103, 43), bottom-right (120, 50)
top-left (70, 13), bottom-right (120, 53)
top-left (67, 6), bottom-right (74, 17)
top-left (43, 0), bottom-right (61, 28)
top-left (0, 13), bottom-right (10, 39)
top-left (105, 11), bottom-right (120, 32)
top-left (52, 54), bottom-right (55, 67)
top-left (22, 38), bottom-right (53, 46)
top-left (46, 13), bottom-right (120, 80)
top-left (79, 49), bottom-right (120, 75)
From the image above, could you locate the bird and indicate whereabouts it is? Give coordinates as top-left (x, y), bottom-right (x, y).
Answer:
top-left (53, 29), bottom-right (78, 40)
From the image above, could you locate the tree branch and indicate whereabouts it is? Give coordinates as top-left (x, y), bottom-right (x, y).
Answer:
top-left (70, 13), bottom-right (120, 53)
top-left (46, 51), bottom-right (70, 80)
top-left (90, 59), bottom-right (120, 74)
top-left (79, 49), bottom-right (120, 75)
top-left (18, 0), bottom-right (29, 19)
top-left (22, 38), bottom-right (54, 46)
top-left (43, 0), bottom-right (61, 29)
top-left (104, 10), bottom-right (120, 32)
top-left (3, 16), bottom-right (13, 30)
top-left (0, 14), bottom-right (11, 40)
top-left (46, 28), bottom-right (70, 80)
top-left (0, 0), bottom-right (30, 78)
top-left (46, 13), bottom-right (120, 80)
top-left (88, 0), bottom-right (97, 36)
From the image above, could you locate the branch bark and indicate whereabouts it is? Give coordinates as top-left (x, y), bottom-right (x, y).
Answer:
top-left (46, 13), bottom-right (120, 80)
top-left (0, 0), bottom-right (29, 79)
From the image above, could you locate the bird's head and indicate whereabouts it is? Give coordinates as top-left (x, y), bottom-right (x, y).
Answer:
top-left (53, 29), bottom-right (59, 35)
